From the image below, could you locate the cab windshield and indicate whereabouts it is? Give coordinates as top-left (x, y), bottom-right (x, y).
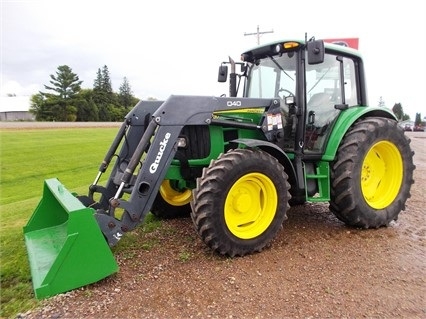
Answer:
top-left (244, 48), bottom-right (358, 153)
top-left (245, 52), bottom-right (297, 100)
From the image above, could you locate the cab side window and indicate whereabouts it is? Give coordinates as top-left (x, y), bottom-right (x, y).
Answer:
top-left (305, 54), bottom-right (357, 152)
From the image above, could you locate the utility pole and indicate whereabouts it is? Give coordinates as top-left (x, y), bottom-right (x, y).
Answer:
top-left (244, 25), bottom-right (274, 45)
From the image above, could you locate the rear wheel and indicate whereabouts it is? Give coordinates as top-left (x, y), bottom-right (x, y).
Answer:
top-left (151, 180), bottom-right (192, 219)
top-left (191, 149), bottom-right (290, 256)
top-left (330, 117), bottom-right (415, 228)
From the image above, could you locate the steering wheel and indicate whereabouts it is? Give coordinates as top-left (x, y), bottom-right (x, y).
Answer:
top-left (278, 88), bottom-right (295, 100)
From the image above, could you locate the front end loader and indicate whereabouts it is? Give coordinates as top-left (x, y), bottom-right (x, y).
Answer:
top-left (24, 37), bottom-right (415, 299)
top-left (24, 95), bottom-right (287, 298)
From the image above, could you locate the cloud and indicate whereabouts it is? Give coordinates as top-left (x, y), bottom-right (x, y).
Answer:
top-left (1, 0), bottom-right (425, 118)
top-left (0, 80), bottom-right (39, 96)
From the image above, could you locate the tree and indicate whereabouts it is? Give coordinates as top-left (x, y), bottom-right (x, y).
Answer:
top-left (93, 68), bottom-right (108, 105)
top-left (118, 77), bottom-right (135, 107)
top-left (76, 89), bottom-right (99, 121)
top-left (92, 65), bottom-right (119, 120)
top-left (392, 103), bottom-right (403, 120)
top-left (101, 65), bottom-right (113, 94)
top-left (415, 113), bottom-right (422, 126)
top-left (98, 103), bottom-right (115, 121)
top-left (40, 65), bottom-right (83, 121)
top-left (378, 96), bottom-right (385, 107)
top-left (29, 93), bottom-right (49, 120)
top-left (44, 65), bottom-right (82, 99)
top-left (93, 69), bottom-right (103, 92)
top-left (392, 102), bottom-right (411, 121)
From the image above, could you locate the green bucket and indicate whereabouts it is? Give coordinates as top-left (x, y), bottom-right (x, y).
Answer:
top-left (23, 178), bottom-right (118, 299)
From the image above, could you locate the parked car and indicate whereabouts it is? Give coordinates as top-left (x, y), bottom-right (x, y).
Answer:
top-left (413, 125), bottom-right (425, 132)
top-left (404, 124), bottom-right (413, 131)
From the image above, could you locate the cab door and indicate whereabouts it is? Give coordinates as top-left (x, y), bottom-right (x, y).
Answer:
top-left (304, 53), bottom-right (358, 153)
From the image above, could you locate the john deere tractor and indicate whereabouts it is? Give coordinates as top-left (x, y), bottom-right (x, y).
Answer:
top-left (24, 37), bottom-right (415, 299)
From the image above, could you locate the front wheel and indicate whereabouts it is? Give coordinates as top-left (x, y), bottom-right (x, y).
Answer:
top-left (151, 180), bottom-right (192, 219)
top-left (191, 149), bottom-right (290, 257)
top-left (330, 117), bottom-right (415, 228)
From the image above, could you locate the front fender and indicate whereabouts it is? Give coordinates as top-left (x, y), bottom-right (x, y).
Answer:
top-left (233, 138), bottom-right (296, 184)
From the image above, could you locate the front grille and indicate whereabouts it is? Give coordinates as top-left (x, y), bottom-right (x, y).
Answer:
top-left (179, 125), bottom-right (211, 159)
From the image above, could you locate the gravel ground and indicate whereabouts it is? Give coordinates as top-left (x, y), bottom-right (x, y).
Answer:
top-left (11, 125), bottom-right (425, 319)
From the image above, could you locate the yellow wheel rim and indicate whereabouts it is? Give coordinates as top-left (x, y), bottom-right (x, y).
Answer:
top-left (361, 141), bottom-right (403, 209)
top-left (159, 180), bottom-right (192, 206)
top-left (224, 173), bottom-right (277, 239)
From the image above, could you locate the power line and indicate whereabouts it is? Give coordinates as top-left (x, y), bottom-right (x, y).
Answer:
top-left (244, 25), bottom-right (274, 45)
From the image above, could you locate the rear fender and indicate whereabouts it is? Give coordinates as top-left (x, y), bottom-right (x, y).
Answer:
top-left (323, 106), bottom-right (396, 161)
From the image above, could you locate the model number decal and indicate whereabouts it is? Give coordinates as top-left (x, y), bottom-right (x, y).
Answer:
top-left (149, 132), bottom-right (171, 174)
top-left (227, 101), bottom-right (242, 107)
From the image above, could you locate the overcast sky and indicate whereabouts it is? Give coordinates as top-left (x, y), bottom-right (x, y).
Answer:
top-left (1, 0), bottom-right (425, 118)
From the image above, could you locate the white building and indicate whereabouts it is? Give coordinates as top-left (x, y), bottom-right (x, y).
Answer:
top-left (0, 96), bottom-right (35, 121)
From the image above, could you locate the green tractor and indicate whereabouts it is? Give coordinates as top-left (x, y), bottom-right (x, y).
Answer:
top-left (24, 37), bottom-right (415, 299)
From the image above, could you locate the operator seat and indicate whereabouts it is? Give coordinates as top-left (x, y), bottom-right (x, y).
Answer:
top-left (305, 92), bottom-right (335, 151)
top-left (307, 92), bottom-right (331, 107)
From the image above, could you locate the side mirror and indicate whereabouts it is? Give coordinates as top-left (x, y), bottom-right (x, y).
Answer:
top-left (307, 40), bottom-right (324, 65)
top-left (218, 65), bottom-right (228, 82)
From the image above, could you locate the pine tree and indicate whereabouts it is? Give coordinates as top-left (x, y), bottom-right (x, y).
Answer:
top-left (93, 66), bottom-right (116, 107)
top-left (415, 113), bottom-right (421, 126)
top-left (91, 65), bottom-right (122, 121)
top-left (93, 68), bottom-right (106, 105)
top-left (44, 65), bottom-right (82, 99)
top-left (29, 93), bottom-right (49, 120)
top-left (378, 96), bottom-right (385, 107)
top-left (41, 65), bottom-right (82, 121)
top-left (118, 77), bottom-right (134, 107)
top-left (392, 103), bottom-right (403, 121)
top-left (93, 68), bottom-right (103, 92)
top-left (101, 65), bottom-right (113, 94)
top-left (76, 89), bottom-right (99, 121)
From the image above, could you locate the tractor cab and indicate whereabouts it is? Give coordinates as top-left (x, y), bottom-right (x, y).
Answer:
top-left (220, 39), bottom-right (363, 155)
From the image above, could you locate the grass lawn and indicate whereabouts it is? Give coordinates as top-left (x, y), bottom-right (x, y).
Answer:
top-left (0, 127), bottom-right (119, 317)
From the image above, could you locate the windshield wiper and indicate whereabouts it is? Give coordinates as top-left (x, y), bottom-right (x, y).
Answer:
top-left (269, 56), bottom-right (294, 81)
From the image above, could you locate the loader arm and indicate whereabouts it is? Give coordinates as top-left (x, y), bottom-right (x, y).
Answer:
top-left (95, 95), bottom-right (280, 247)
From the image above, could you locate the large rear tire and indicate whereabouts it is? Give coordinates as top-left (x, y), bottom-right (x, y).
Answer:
top-left (151, 180), bottom-right (192, 219)
top-left (191, 149), bottom-right (290, 257)
top-left (330, 117), bottom-right (415, 228)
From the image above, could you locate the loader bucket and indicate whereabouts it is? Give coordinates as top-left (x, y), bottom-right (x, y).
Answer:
top-left (23, 178), bottom-right (118, 299)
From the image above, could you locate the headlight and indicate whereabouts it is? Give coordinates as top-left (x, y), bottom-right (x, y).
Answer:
top-left (177, 137), bottom-right (187, 148)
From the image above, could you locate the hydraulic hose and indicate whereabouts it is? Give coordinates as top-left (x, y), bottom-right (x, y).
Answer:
top-left (98, 119), bottom-right (129, 173)
top-left (121, 119), bottom-right (158, 185)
